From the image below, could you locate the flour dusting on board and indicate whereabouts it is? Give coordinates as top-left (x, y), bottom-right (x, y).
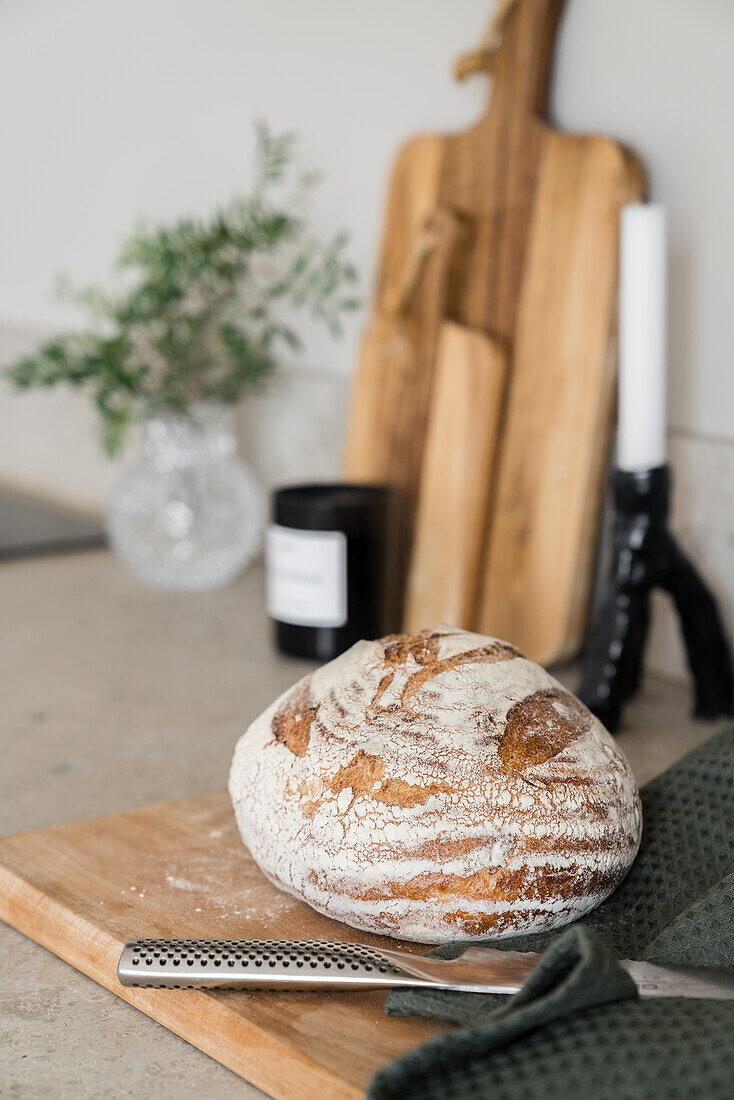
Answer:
top-left (166, 875), bottom-right (198, 892)
top-left (158, 849), bottom-right (299, 926)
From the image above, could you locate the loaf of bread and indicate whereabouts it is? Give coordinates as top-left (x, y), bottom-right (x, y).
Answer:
top-left (229, 628), bottom-right (641, 943)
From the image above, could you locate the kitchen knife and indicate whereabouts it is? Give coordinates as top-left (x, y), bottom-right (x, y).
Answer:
top-left (117, 939), bottom-right (734, 1000)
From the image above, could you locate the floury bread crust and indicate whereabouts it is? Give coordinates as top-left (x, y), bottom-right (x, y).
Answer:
top-left (229, 628), bottom-right (642, 943)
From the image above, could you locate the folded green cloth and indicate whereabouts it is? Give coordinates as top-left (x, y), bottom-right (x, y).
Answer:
top-left (370, 725), bottom-right (734, 1100)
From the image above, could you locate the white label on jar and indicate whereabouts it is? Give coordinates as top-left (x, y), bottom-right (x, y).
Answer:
top-left (266, 524), bottom-right (348, 628)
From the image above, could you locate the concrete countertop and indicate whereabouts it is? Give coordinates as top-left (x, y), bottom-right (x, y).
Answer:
top-left (0, 550), bottom-right (721, 1098)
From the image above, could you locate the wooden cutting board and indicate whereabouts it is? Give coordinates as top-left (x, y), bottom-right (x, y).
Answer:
top-left (343, 205), bottom-right (463, 594)
top-left (476, 131), bottom-right (639, 660)
top-left (0, 791), bottom-right (448, 1100)
top-left (344, 0), bottom-right (645, 662)
top-left (404, 320), bottom-right (507, 631)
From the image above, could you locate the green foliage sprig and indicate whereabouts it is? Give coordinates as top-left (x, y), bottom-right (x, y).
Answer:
top-left (8, 123), bottom-right (359, 454)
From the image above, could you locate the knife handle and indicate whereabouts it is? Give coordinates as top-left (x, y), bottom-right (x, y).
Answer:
top-left (117, 938), bottom-right (419, 991)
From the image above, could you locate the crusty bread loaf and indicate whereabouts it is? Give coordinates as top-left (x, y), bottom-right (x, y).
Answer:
top-left (229, 627), bottom-right (641, 943)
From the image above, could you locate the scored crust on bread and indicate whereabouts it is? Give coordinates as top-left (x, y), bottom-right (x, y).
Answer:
top-left (229, 627), bottom-right (642, 943)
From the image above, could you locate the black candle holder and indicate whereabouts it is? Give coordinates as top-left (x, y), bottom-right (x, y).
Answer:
top-left (578, 464), bottom-right (734, 732)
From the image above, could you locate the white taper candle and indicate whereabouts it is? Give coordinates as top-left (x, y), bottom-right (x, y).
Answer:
top-left (617, 203), bottom-right (668, 471)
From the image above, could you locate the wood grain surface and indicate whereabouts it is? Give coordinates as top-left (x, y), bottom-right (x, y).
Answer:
top-left (343, 200), bottom-right (463, 595)
top-left (0, 791), bottom-right (448, 1100)
top-left (344, 0), bottom-right (645, 660)
top-left (477, 132), bottom-right (644, 661)
top-left (405, 321), bottom-right (507, 631)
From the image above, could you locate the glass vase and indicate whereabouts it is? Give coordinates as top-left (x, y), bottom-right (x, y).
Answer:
top-left (108, 404), bottom-right (264, 591)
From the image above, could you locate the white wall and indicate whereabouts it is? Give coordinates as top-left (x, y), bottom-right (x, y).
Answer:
top-left (1, 0), bottom-right (733, 681)
top-left (0, 0), bottom-right (491, 371)
top-left (2, 0), bottom-right (733, 437)
top-left (0, 0), bottom-right (488, 506)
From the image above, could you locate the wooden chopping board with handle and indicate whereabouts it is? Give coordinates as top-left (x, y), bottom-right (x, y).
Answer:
top-left (344, 0), bottom-right (645, 663)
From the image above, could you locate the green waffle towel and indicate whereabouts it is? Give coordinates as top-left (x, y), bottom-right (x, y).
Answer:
top-left (370, 725), bottom-right (734, 1100)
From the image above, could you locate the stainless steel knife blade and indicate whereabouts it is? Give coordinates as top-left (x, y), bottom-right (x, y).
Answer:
top-left (117, 939), bottom-right (734, 1000)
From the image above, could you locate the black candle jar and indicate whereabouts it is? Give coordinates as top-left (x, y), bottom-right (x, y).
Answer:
top-left (266, 483), bottom-right (395, 661)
